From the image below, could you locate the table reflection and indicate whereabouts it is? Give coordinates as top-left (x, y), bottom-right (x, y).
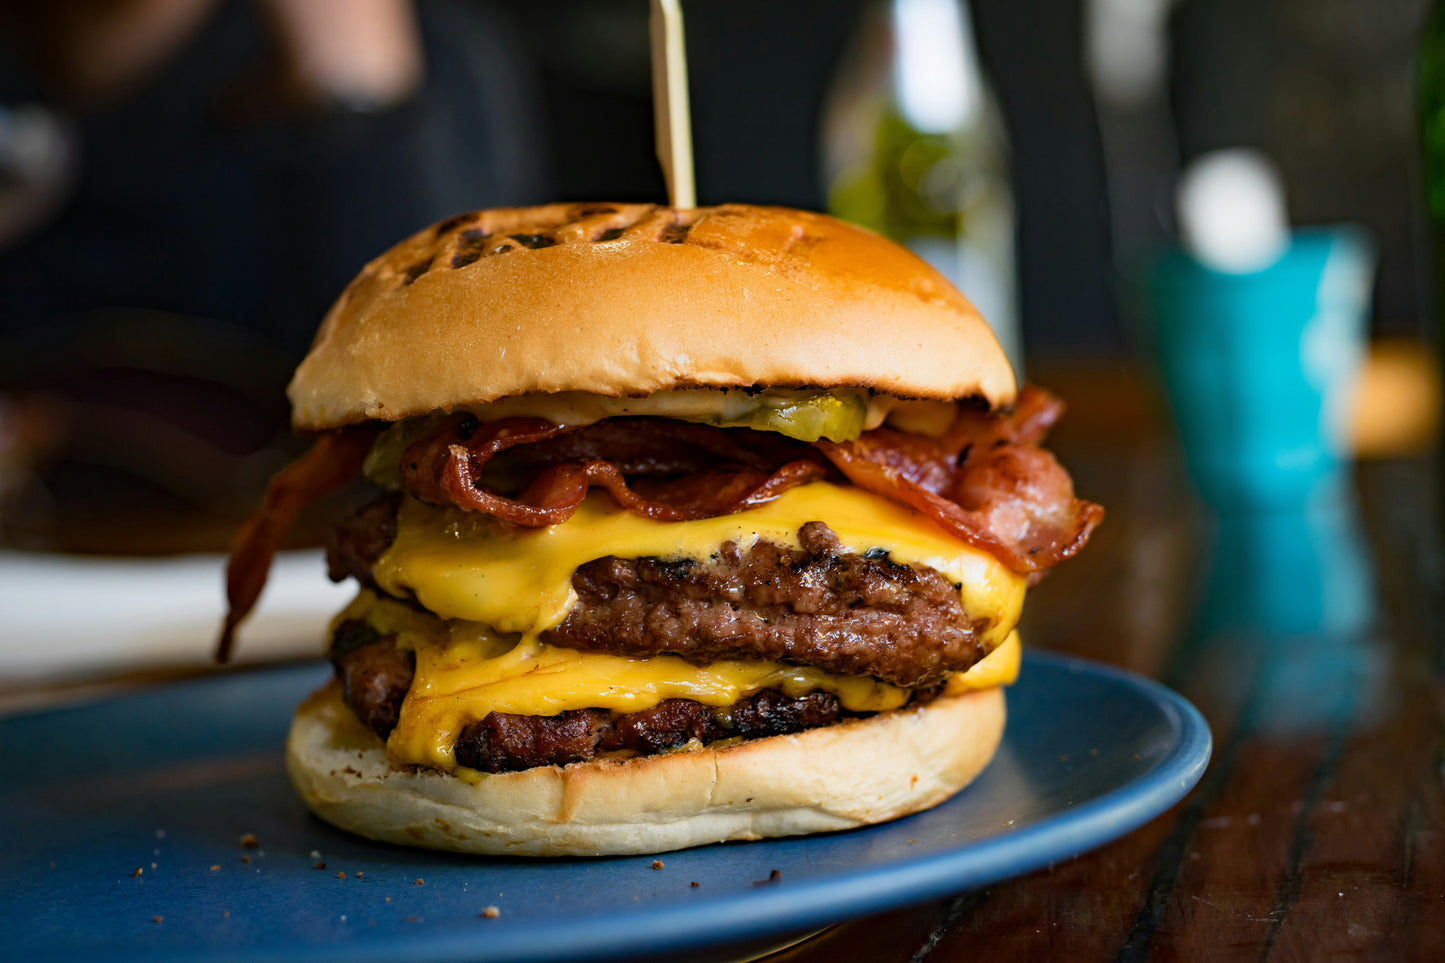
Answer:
top-left (1179, 483), bottom-right (1387, 738)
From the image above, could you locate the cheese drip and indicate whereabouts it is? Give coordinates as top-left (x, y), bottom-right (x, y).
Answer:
top-left (344, 591), bottom-right (1021, 777)
top-left (373, 481), bottom-right (1026, 654)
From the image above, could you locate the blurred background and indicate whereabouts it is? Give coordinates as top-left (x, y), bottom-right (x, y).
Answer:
top-left (0, 0), bottom-right (1439, 682)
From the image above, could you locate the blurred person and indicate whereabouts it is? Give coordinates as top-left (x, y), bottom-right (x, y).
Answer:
top-left (0, 0), bottom-right (547, 551)
top-left (0, 0), bottom-right (545, 347)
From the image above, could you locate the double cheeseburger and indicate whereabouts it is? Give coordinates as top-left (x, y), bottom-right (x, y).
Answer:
top-left (218, 203), bottom-right (1102, 857)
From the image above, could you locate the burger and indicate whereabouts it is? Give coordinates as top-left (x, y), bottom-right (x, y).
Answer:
top-left (217, 202), bottom-right (1101, 857)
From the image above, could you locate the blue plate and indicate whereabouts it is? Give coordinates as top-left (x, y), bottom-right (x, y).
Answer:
top-left (0, 651), bottom-right (1209, 962)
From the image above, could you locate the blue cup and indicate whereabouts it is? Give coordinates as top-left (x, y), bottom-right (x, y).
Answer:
top-left (1139, 227), bottom-right (1375, 507)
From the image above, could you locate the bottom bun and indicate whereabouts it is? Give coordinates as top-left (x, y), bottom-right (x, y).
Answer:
top-left (286, 680), bottom-right (1006, 857)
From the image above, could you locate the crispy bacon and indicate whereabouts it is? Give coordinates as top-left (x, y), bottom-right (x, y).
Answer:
top-left (215, 426), bottom-right (379, 662)
top-left (815, 387), bottom-right (1102, 574)
top-left (942, 383), bottom-right (1066, 454)
top-left (404, 387), bottom-right (1100, 575)
top-left (401, 416), bottom-right (829, 526)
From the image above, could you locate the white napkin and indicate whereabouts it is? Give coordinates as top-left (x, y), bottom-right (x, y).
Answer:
top-left (0, 549), bottom-right (350, 680)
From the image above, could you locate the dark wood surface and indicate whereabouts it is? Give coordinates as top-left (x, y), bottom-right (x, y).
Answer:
top-left (769, 367), bottom-right (1445, 962)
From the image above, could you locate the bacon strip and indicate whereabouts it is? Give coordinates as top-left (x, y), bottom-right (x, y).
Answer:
top-left (402, 416), bottom-right (829, 526)
top-left (215, 426), bottom-right (378, 662)
top-left (815, 387), bottom-right (1102, 574)
top-left (942, 383), bottom-right (1067, 455)
top-left (404, 389), bottom-right (1100, 576)
top-left (814, 438), bottom-right (1101, 573)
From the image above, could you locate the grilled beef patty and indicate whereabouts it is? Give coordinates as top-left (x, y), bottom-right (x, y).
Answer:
top-left (550, 521), bottom-right (987, 687)
top-left (329, 629), bottom-right (944, 774)
top-left (453, 690), bottom-right (850, 773)
top-left (327, 496), bottom-right (992, 688)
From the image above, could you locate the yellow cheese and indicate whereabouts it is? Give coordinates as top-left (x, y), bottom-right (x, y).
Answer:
top-left (946, 629), bottom-right (1021, 692)
top-left (374, 481), bottom-right (1026, 652)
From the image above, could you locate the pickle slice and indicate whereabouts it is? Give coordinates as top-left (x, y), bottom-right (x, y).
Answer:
top-left (363, 414), bottom-right (445, 488)
top-left (702, 391), bottom-right (868, 442)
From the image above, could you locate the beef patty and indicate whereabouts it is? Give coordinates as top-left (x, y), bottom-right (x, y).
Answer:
top-left (328, 495), bottom-right (993, 687)
top-left (329, 629), bottom-right (944, 773)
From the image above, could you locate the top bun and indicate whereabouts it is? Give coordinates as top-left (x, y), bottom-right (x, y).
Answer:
top-left (288, 203), bottom-right (1016, 431)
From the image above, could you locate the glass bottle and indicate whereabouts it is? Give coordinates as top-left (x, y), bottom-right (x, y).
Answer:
top-left (1419, 0), bottom-right (1445, 333)
top-left (822, 0), bottom-right (1020, 371)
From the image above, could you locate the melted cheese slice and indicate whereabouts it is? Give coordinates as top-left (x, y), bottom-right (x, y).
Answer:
top-left (374, 481), bottom-right (1026, 652)
top-left (362, 481), bottom-right (1028, 775)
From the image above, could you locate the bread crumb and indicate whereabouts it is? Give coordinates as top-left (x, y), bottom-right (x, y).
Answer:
top-left (481, 906), bottom-right (500, 919)
top-left (223, 912), bottom-right (229, 918)
top-left (753, 869), bottom-right (782, 886)
top-left (131, 868), bottom-right (143, 878)
top-left (414, 878), bottom-right (424, 885)
top-left (690, 881), bottom-right (700, 888)
top-left (385, 897), bottom-right (391, 902)
top-left (651, 860), bottom-right (664, 870)
top-left (151, 916), bottom-right (163, 924)
top-left (238, 833), bottom-right (258, 848)
top-left (315, 862), bottom-right (326, 870)
top-left (210, 865), bottom-right (221, 872)
top-left (337, 872), bottom-right (347, 879)
top-left (241, 856), bottom-right (251, 863)
top-left (356, 872), bottom-right (364, 878)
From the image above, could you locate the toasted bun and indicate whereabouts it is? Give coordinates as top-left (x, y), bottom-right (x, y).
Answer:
top-left (288, 203), bottom-right (1016, 431)
top-left (286, 680), bottom-right (1005, 857)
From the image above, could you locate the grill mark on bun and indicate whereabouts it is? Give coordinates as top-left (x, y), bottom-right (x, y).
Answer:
top-left (401, 257), bottom-right (433, 285)
top-left (449, 227), bottom-right (492, 268)
top-left (383, 204), bottom-right (863, 287)
top-left (659, 221), bottom-right (692, 244)
top-left (404, 204), bottom-right (785, 279)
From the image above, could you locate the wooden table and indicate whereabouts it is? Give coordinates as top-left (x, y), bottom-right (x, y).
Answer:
top-left (772, 365), bottom-right (1445, 961)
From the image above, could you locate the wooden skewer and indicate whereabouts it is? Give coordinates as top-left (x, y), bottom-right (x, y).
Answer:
top-left (649, 0), bottom-right (696, 209)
